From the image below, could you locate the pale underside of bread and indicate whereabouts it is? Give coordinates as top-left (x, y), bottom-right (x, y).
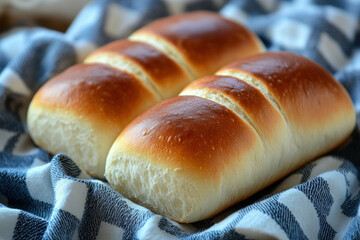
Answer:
top-left (105, 53), bottom-right (356, 223)
top-left (27, 103), bottom-right (114, 178)
top-left (105, 148), bottom-right (271, 223)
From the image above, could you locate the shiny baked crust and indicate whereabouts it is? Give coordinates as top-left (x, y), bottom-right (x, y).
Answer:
top-left (85, 40), bottom-right (192, 99)
top-left (105, 52), bottom-right (356, 222)
top-left (28, 63), bottom-right (158, 177)
top-left (129, 11), bottom-right (265, 79)
top-left (27, 11), bottom-right (264, 178)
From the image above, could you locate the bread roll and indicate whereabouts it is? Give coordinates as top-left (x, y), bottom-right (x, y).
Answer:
top-left (27, 11), bottom-right (264, 178)
top-left (27, 63), bottom-right (159, 176)
top-left (105, 52), bottom-right (356, 223)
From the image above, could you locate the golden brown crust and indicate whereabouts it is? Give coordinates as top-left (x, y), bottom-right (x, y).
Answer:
top-left (86, 40), bottom-right (191, 97)
top-left (118, 96), bottom-right (258, 179)
top-left (105, 52), bottom-right (356, 223)
top-left (28, 11), bottom-right (265, 180)
top-left (132, 11), bottom-right (263, 78)
top-left (182, 75), bottom-right (284, 140)
top-left (219, 52), bottom-right (355, 128)
top-left (33, 63), bottom-right (158, 128)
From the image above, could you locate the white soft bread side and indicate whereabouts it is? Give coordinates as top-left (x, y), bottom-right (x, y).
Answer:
top-left (27, 11), bottom-right (264, 178)
top-left (105, 52), bottom-right (356, 222)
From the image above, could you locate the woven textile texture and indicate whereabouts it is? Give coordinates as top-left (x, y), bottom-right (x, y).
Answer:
top-left (0, 0), bottom-right (359, 239)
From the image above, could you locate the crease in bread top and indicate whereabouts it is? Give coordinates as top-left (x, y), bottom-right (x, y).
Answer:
top-left (216, 52), bottom-right (355, 128)
top-left (85, 40), bottom-right (191, 99)
top-left (129, 11), bottom-right (264, 79)
top-left (180, 75), bottom-right (286, 143)
top-left (216, 69), bottom-right (288, 127)
top-left (129, 33), bottom-right (196, 80)
top-left (179, 75), bottom-right (293, 181)
top-left (216, 52), bottom-right (356, 163)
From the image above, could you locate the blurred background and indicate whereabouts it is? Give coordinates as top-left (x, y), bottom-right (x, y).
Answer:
top-left (0, 0), bottom-right (90, 32)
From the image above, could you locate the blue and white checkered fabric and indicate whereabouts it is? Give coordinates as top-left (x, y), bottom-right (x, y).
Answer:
top-left (1, 0), bottom-right (360, 239)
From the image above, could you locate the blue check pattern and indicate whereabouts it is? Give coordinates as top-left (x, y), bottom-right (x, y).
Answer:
top-left (0, 0), bottom-right (359, 239)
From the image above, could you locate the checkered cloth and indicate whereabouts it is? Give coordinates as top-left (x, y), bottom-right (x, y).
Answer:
top-left (1, 0), bottom-right (360, 239)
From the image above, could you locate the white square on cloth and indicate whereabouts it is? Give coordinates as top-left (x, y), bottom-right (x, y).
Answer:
top-left (318, 33), bottom-right (349, 71)
top-left (235, 210), bottom-right (288, 239)
top-left (0, 128), bottom-right (17, 151)
top-left (0, 208), bottom-right (21, 240)
top-left (96, 221), bottom-right (124, 240)
top-left (54, 179), bottom-right (88, 220)
top-left (26, 163), bottom-right (54, 204)
top-left (267, 19), bottom-right (312, 50)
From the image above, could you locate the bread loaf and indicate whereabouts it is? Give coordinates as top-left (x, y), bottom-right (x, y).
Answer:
top-left (105, 52), bottom-right (356, 223)
top-left (27, 11), bottom-right (264, 178)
